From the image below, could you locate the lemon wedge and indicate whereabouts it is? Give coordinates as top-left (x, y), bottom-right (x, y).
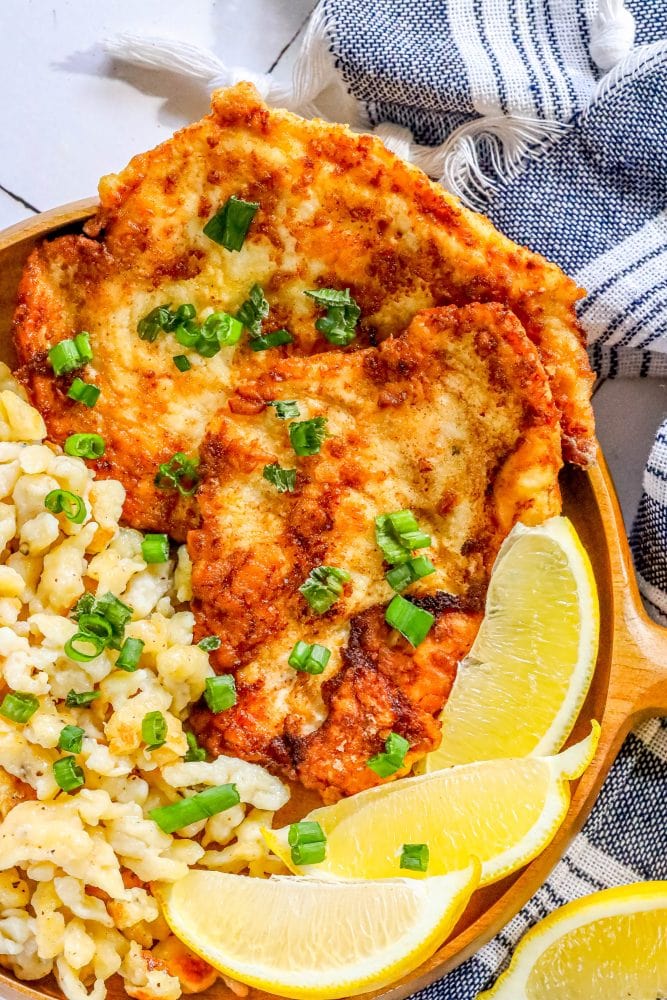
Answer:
top-left (479, 881), bottom-right (667, 999)
top-left (425, 516), bottom-right (598, 772)
top-left (262, 725), bottom-right (598, 885)
top-left (157, 862), bottom-right (479, 1000)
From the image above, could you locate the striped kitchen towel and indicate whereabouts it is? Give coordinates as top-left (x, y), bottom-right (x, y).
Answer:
top-left (107, 3), bottom-right (667, 996)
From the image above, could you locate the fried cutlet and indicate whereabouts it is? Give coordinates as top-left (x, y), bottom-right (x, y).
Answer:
top-left (188, 303), bottom-right (562, 800)
top-left (13, 84), bottom-right (592, 540)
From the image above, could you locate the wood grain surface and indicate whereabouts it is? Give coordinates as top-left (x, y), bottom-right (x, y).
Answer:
top-left (1, 204), bottom-right (666, 1000)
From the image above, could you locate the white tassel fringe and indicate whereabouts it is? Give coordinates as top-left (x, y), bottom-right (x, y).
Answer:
top-left (104, 0), bottom-right (634, 210)
top-left (589, 0), bottom-right (636, 71)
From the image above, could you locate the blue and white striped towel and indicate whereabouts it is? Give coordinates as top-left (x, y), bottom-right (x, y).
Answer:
top-left (107, 3), bottom-right (667, 996)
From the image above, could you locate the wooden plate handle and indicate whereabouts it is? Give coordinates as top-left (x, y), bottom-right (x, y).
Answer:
top-left (576, 456), bottom-right (667, 807)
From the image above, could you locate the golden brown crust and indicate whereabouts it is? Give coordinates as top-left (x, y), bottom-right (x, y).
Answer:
top-left (189, 303), bottom-right (563, 799)
top-left (14, 83), bottom-right (593, 540)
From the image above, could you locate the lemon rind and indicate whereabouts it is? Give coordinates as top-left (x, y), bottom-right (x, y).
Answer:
top-left (480, 880), bottom-right (667, 998)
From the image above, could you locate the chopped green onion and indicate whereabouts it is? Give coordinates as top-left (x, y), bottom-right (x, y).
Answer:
top-left (249, 329), bottom-right (293, 352)
top-left (375, 510), bottom-right (432, 566)
top-left (198, 635), bottom-right (221, 652)
top-left (204, 675), bottom-right (237, 713)
top-left (267, 400), bottom-right (300, 420)
top-left (289, 417), bottom-right (328, 457)
top-left (73, 332), bottom-right (93, 363)
top-left (288, 641), bottom-right (331, 674)
top-left (288, 820), bottom-right (327, 866)
top-left (65, 689), bottom-right (101, 708)
top-left (155, 452), bottom-right (200, 496)
top-left (184, 731), bottom-right (207, 762)
top-left (305, 287), bottom-right (361, 346)
top-left (64, 433), bottom-right (105, 459)
top-left (142, 711), bottom-right (167, 751)
top-left (198, 312), bottom-right (243, 354)
top-left (299, 565), bottom-right (350, 614)
top-left (400, 843), bottom-right (430, 873)
top-left (385, 594), bottom-right (434, 647)
top-left (70, 591), bottom-right (133, 653)
top-left (58, 725), bottom-right (85, 754)
top-left (367, 731), bottom-right (410, 777)
top-left (173, 354), bottom-right (191, 372)
top-left (174, 321), bottom-right (200, 348)
top-left (385, 556), bottom-right (436, 592)
top-left (149, 783), bottom-right (240, 834)
top-left (44, 488), bottom-right (86, 524)
top-left (116, 637), bottom-right (144, 672)
top-left (67, 377), bottom-right (100, 408)
top-left (77, 613), bottom-right (114, 643)
top-left (48, 339), bottom-right (84, 376)
top-left (53, 756), bottom-right (85, 793)
top-left (262, 463), bottom-right (296, 493)
top-left (142, 533), bottom-right (169, 564)
top-left (64, 632), bottom-right (107, 662)
top-left (203, 196), bottom-right (259, 252)
top-left (71, 592), bottom-right (95, 618)
top-left (137, 304), bottom-right (173, 342)
top-left (0, 692), bottom-right (39, 724)
top-left (236, 283), bottom-right (269, 338)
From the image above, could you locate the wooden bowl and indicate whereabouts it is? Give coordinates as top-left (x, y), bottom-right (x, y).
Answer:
top-left (1, 203), bottom-right (667, 1000)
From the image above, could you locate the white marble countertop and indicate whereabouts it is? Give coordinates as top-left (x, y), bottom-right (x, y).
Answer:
top-left (1, 0), bottom-right (664, 541)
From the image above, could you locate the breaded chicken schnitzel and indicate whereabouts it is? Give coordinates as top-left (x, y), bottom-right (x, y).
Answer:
top-left (188, 303), bottom-right (562, 800)
top-left (14, 83), bottom-right (592, 540)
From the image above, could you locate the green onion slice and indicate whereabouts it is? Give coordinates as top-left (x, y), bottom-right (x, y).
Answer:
top-left (236, 283), bottom-right (269, 338)
top-left (385, 555), bottom-right (436, 593)
top-left (149, 783), bottom-right (240, 834)
top-left (198, 635), bottom-right (221, 652)
top-left (375, 510), bottom-right (432, 566)
top-left (249, 329), bottom-right (293, 352)
top-left (116, 637), bottom-right (144, 672)
top-left (385, 594), bottom-right (434, 647)
top-left (288, 641), bottom-right (331, 674)
top-left (67, 377), bottom-right (100, 408)
top-left (267, 400), bottom-right (300, 420)
top-left (174, 321), bottom-right (200, 349)
top-left (53, 756), bottom-right (85, 793)
top-left (154, 452), bottom-right (200, 496)
top-left (142, 710), bottom-right (167, 751)
top-left (367, 731), bottom-right (410, 778)
top-left (65, 689), bottom-right (101, 708)
top-left (288, 820), bottom-right (327, 866)
top-left (48, 339), bottom-right (84, 376)
top-left (137, 305), bottom-right (173, 342)
top-left (64, 632), bottom-right (107, 662)
top-left (262, 463), bottom-right (296, 493)
top-left (299, 565), bottom-right (350, 615)
top-left (204, 675), bottom-right (237, 713)
top-left (0, 691), bottom-right (39, 724)
top-left (400, 843), bottom-right (430, 873)
top-left (74, 332), bottom-right (93, 362)
top-left (58, 724), bottom-right (85, 753)
top-left (173, 355), bottom-right (191, 372)
top-left (142, 533), bottom-right (169, 564)
top-left (203, 196), bottom-right (259, 252)
top-left (44, 488), bottom-right (86, 524)
top-left (64, 433), bottom-right (105, 459)
top-left (71, 591), bottom-right (133, 652)
top-left (184, 731), bottom-right (207, 762)
top-left (305, 287), bottom-right (361, 347)
top-left (289, 417), bottom-right (328, 457)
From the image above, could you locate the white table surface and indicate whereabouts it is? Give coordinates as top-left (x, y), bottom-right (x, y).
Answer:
top-left (1, 0), bottom-right (664, 542)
